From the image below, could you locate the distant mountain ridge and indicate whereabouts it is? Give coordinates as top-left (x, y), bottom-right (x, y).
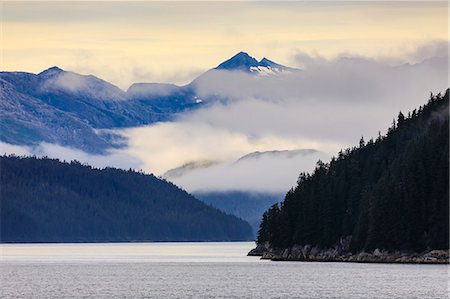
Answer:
top-left (163, 149), bottom-right (323, 180)
top-left (1, 52), bottom-right (292, 152)
top-left (163, 160), bottom-right (221, 179)
top-left (236, 149), bottom-right (319, 162)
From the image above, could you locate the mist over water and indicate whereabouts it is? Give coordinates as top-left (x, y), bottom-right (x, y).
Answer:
top-left (1, 242), bottom-right (448, 299)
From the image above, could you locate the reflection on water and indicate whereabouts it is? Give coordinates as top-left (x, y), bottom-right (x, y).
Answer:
top-left (1, 242), bottom-right (448, 299)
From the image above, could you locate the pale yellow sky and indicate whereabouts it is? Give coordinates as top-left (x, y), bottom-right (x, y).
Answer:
top-left (1, 1), bottom-right (448, 89)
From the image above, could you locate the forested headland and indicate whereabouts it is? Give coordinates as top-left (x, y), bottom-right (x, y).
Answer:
top-left (250, 90), bottom-right (449, 263)
top-left (1, 156), bottom-right (253, 242)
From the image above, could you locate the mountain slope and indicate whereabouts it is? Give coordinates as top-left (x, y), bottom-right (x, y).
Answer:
top-left (4, 66), bottom-right (183, 127)
top-left (216, 52), bottom-right (260, 72)
top-left (254, 90), bottom-right (449, 257)
top-left (0, 156), bottom-right (253, 242)
top-left (126, 83), bottom-right (199, 114)
top-left (0, 77), bottom-right (114, 152)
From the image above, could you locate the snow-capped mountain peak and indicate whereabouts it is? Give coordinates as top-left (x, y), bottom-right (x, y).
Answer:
top-left (215, 52), bottom-right (298, 76)
top-left (215, 52), bottom-right (259, 72)
top-left (37, 66), bottom-right (64, 77)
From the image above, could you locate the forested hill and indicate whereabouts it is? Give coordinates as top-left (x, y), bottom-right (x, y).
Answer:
top-left (257, 90), bottom-right (449, 253)
top-left (0, 156), bottom-right (253, 242)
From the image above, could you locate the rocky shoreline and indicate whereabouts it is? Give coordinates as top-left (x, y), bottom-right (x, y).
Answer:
top-left (248, 239), bottom-right (449, 264)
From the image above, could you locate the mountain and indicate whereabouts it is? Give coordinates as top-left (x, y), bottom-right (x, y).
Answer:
top-left (2, 66), bottom-right (137, 128)
top-left (1, 68), bottom-right (143, 152)
top-left (0, 67), bottom-right (197, 152)
top-left (252, 90), bottom-right (449, 261)
top-left (215, 51), bottom-right (297, 75)
top-left (128, 52), bottom-right (297, 108)
top-left (187, 52), bottom-right (300, 102)
top-left (126, 82), bottom-right (199, 114)
top-left (0, 76), bottom-right (113, 151)
top-left (0, 155), bottom-right (253, 242)
top-left (216, 51), bottom-right (259, 71)
top-left (0, 52), bottom-right (297, 152)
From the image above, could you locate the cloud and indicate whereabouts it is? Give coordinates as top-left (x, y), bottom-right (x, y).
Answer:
top-left (0, 142), bottom-right (32, 156)
top-left (164, 150), bottom-right (330, 193)
top-left (47, 72), bottom-right (92, 93)
top-left (40, 70), bottom-right (127, 102)
top-left (115, 49), bottom-right (448, 193)
top-left (182, 52), bottom-right (447, 144)
top-left (292, 50), bottom-right (328, 69)
top-left (127, 83), bottom-right (180, 97)
top-left (117, 121), bottom-right (326, 175)
top-left (397, 40), bottom-right (449, 64)
top-left (0, 142), bottom-right (142, 171)
top-left (179, 97), bottom-right (378, 146)
top-left (194, 53), bottom-right (447, 107)
top-left (291, 40), bottom-right (449, 68)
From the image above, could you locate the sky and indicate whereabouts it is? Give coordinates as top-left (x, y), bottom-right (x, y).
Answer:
top-left (2, 1), bottom-right (448, 89)
top-left (1, 1), bottom-right (449, 193)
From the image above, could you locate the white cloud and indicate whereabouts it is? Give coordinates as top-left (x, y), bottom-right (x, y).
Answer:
top-left (115, 49), bottom-right (448, 193)
top-left (164, 150), bottom-right (330, 193)
top-left (0, 141), bottom-right (142, 172)
top-left (0, 142), bottom-right (32, 156)
top-left (50, 72), bottom-right (92, 93)
top-left (40, 71), bottom-right (126, 101)
top-left (193, 54), bottom-right (447, 108)
top-left (117, 121), bottom-right (326, 175)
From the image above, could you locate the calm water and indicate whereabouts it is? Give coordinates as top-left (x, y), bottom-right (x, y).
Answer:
top-left (0, 242), bottom-right (448, 298)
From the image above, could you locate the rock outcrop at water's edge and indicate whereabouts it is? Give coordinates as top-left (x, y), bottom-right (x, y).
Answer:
top-left (248, 237), bottom-right (449, 264)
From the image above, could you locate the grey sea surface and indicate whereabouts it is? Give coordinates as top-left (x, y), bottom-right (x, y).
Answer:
top-left (0, 242), bottom-right (448, 298)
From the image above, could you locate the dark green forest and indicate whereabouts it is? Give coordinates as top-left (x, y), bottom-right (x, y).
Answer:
top-left (257, 90), bottom-right (449, 252)
top-left (0, 157), bottom-right (253, 242)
